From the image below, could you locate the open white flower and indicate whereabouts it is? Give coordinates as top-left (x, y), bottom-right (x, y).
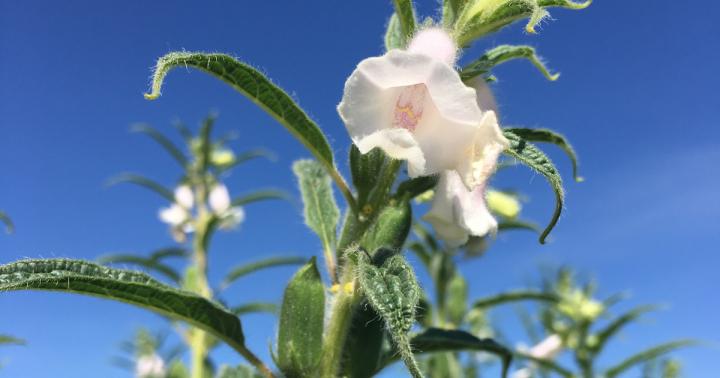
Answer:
top-left (174, 185), bottom-right (194, 209)
top-left (218, 206), bottom-right (245, 230)
top-left (423, 170), bottom-right (497, 247)
top-left (338, 29), bottom-right (489, 183)
top-left (135, 353), bottom-right (166, 378)
top-left (158, 185), bottom-right (193, 228)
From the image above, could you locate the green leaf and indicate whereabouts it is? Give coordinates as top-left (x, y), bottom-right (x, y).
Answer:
top-left (149, 247), bottom-right (189, 260)
top-left (107, 173), bottom-right (175, 203)
top-left (231, 302), bottom-right (279, 316)
top-left (221, 256), bottom-right (307, 290)
top-left (357, 250), bottom-right (423, 378)
top-left (442, 0), bottom-right (468, 28)
top-left (591, 305), bottom-right (661, 353)
top-left (385, 13), bottom-right (404, 50)
top-left (380, 328), bottom-right (511, 377)
top-left (445, 273), bottom-right (468, 326)
top-left (395, 175), bottom-right (439, 201)
top-left (361, 200), bottom-right (412, 252)
top-left (217, 365), bottom-right (262, 378)
top-left (497, 218), bottom-right (541, 233)
top-left (293, 159), bottom-right (340, 278)
top-left (231, 189), bottom-right (291, 207)
top-left (461, 45), bottom-right (559, 82)
top-left (98, 254), bottom-right (182, 283)
top-left (144, 52), bottom-right (353, 209)
top-left (604, 341), bottom-right (698, 378)
top-left (341, 304), bottom-right (387, 378)
top-left (277, 258), bottom-right (325, 377)
top-left (514, 351), bottom-right (574, 378)
top-left (198, 115), bottom-right (216, 173)
top-left (219, 149), bottom-right (277, 173)
top-left (454, 0), bottom-right (591, 46)
top-left (350, 146), bottom-right (386, 207)
top-left (473, 290), bottom-right (559, 309)
top-left (0, 211), bottom-right (13, 234)
top-left (502, 129), bottom-right (565, 244)
top-left (0, 259), bottom-right (262, 365)
top-left (0, 334), bottom-right (25, 345)
top-left (391, 0), bottom-right (417, 45)
top-left (505, 127), bottom-right (582, 182)
top-left (131, 123), bottom-right (188, 167)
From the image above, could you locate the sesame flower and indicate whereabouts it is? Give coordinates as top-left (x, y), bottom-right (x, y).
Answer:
top-left (338, 28), bottom-right (497, 187)
top-left (135, 353), bottom-right (166, 378)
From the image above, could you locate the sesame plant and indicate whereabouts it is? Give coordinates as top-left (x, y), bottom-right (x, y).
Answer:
top-left (483, 268), bottom-right (696, 378)
top-left (0, 1), bottom-right (651, 377)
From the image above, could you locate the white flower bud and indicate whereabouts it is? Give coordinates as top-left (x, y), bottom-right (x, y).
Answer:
top-left (209, 184), bottom-right (231, 214)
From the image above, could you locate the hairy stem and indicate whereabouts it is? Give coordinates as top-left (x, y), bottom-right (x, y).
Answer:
top-left (320, 262), bottom-right (360, 378)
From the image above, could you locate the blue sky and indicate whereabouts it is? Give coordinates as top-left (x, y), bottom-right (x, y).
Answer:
top-left (1, 1), bottom-right (718, 377)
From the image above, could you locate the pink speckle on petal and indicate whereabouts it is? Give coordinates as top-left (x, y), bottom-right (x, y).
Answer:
top-left (393, 84), bottom-right (426, 132)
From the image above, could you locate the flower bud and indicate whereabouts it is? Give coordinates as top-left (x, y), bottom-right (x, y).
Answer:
top-left (407, 28), bottom-right (458, 66)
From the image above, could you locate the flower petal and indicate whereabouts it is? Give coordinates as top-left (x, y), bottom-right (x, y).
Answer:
top-left (423, 171), bottom-right (498, 247)
top-left (174, 185), bottom-right (194, 209)
top-left (158, 204), bottom-right (189, 226)
top-left (457, 111), bottom-right (509, 190)
top-left (209, 184), bottom-right (231, 214)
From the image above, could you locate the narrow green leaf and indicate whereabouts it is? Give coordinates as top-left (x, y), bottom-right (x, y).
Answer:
top-left (0, 259), bottom-right (253, 360)
top-left (231, 302), bottom-right (279, 316)
top-left (395, 175), bottom-right (439, 201)
top-left (604, 341), bottom-right (698, 378)
top-left (131, 124), bottom-right (188, 167)
top-left (219, 149), bottom-right (277, 173)
top-left (98, 254), bottom-right (182, 283)
top-left (455, 0), bottom-right (591, 45)
top-left (385, 13), bottom-right (404, 50)
top-left (107, 173), bottom-right (175, 203)
top-left (473, 290), bottom-right (559, 309)
top-left (221, 256), bottom-right (306, 290)
top-left (0, 211), bottom-right (13, 234)
top-left (505, 127), bottom-right (582, 182)
top-left (350, 146), bottom-right (386, 207)
top-left (380, 328), bottom-right (512, 378)
top-left (149, 247), bottom-right (189, 261)
top-left (198, 115), bottom-right (216, 173)
top-left (591, 305), bottom-right (661, 353)
top-left (502, 129), bottom-right (565, 244)
top-left (442, 0), bottom-right (468, 28)
top-left (392, 0), bottom-right (417, 45)
top-left (497, 219), bottom-right (541, 233)
top-left (293, 159), bottom-right (340, 263)
top-left (277, 258), bottom-right (325, 377)
top-left (230, 189), bottom-right (291, 207)
top-left (218, 365), bottom-right (262, 378)
top-left (144, 52), bottom-right (340, 189)
top-left (461, 45), bottom-right (559, 82)
top-left (357, 250), bottom-right (423, 378)
top-left (0, 334), bottom-right (25, 345)
top-left (514, 351), bottom-right (574, 378)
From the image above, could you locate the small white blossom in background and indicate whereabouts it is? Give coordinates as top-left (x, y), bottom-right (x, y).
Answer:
top-left (135, 353), bottom-right (166, 378)
top-left (513, 334), bottom-right (564, 378)
top-left (158, 183), bottom-right (245, 241)
top-left (209, 183), bottom-right (245, 230)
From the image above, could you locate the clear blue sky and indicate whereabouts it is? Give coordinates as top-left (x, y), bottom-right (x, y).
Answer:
top-left (1, 1), bottom-right (718, 377)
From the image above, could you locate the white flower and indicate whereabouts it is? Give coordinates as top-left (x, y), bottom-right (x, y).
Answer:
top-left (513, 334), bottom-right (563, 378)
top-left (527, 334), bottom-right (563, 359)
top-left (174, 185), bottom-right (194, 209)
top-left (158, 204), bottom-right (189, 227)
top-left (218, 206), bottom-right (245, 230)
top-left (338, 29), bottom-right (486, 183)
top-left (208, 184), bottom-right (231, 214)
top-left (135, 353), bottom-right (166, 378)
top-left (423, 170), bottom-right (497, 247)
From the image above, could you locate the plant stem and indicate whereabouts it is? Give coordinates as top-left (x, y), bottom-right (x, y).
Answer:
top-left (320, 263), bottom-right (360, 378)
top-left (190, 201), bottom-right (213, 378)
